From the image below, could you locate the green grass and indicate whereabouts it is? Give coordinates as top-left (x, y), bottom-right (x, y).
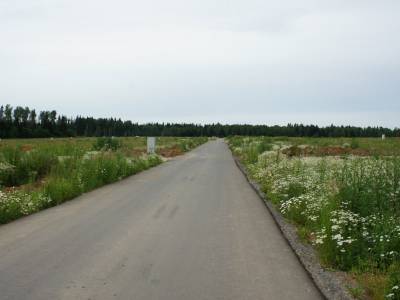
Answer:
top-left (228, 136), bottom-right (400, 156)
top-left (227, 136), bottom-right (400, 300)
top-left (0, 136), bottom-right (208, 224)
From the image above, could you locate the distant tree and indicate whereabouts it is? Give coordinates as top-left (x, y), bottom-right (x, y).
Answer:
top-left (4, 105), bottom-right (12, 123)
top-left (29, 109), bottom-right (37, 128)
top-left (0, 104), bottom-right (398, 138)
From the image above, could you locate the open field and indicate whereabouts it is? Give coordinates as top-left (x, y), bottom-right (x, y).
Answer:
top-left (227, 136), bottom-right (400, 300)
top-left (0, 137), bottom-right (207, 224)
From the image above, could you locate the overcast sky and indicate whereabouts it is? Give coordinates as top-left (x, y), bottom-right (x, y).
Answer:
top-left (1, 0), bottom-right (399, 127)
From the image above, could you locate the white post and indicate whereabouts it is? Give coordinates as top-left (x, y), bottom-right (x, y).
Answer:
top-left (147, 137), bottom-right (156, 154)
top-left (382, 134), bottom-right (386, 140)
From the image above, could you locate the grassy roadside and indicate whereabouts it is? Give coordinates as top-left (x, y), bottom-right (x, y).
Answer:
top-left (227, 136), bottom-right (400, 300)
top-left (0, 136), bottom-right (208, 224)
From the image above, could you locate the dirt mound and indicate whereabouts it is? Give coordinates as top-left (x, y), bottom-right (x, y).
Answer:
top-left (282, 146), bottom-right (370, 157)
top-left (128, 149), bottom-right (146, 157)
top-left (126, 146), bottom-right (183, 158)
top-left (157, 146), bottom-right (183, 157)
top-left (20, 144), bottom-right (34, 152)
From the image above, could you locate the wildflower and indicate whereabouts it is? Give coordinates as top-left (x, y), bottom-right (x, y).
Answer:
top-left (332, 234), bottom-right (343, 240)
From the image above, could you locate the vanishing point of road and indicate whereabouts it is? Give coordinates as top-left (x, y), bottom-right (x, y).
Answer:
top-left (0, 140), bottom-right (322, 300)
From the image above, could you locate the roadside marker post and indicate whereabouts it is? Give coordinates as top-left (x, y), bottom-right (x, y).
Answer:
top-left (147, 137), bottom-right (156, 154)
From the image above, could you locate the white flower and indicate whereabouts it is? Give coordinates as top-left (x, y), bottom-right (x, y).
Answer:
top-left (332, 234), bottom-right (343, 240)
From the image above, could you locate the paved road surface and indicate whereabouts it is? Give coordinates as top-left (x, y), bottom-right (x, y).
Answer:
top-left (0, 140), bottom-right (322, 300)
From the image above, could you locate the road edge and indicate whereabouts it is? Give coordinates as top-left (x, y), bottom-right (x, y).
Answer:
top-left (0, 139), bottom-right (209, 226)
top-left (232, 153), bottom-right (354, 300)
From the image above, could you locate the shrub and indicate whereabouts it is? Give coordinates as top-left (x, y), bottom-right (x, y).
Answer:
top-left (386, 263), bottom-right (400, 299)
top-left (43, 153), bottom-right (163, 206)
top-left (93, 137), bottom-right (122, 151)
top-left (0, 190), bottom-right (50, 223)
top-left (350, 138), bottom-right (360, 149)
top-left (45, 176), bottom-right (82, 205)
top-left (0, 146), bottom-right (57, 186)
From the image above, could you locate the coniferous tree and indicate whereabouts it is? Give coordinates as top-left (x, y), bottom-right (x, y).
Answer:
top-left (0, 104), bottom-right (398, 138)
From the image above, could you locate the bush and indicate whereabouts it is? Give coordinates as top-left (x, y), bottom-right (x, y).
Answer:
top-left (93, 137), bottom-right (122, 151)
top-left (386, 263), bottom-right (400, 299)
top-left (42, 153), bottom-right (163, 206)
top-left (350, 138), bottom-right (360, 149)
top-left (0, 146), bottom-right (57, 186)
top-left (0, 190), bottom-right (50, 223)
top-left (45, 176), bottom-right (82, 205)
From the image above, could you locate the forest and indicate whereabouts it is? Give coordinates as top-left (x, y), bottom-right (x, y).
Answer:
top-left (1, 104), bottom-right (399, 138)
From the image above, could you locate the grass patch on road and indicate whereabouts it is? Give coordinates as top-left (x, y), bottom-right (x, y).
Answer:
top-left (227, 136), bottom-right (400, 300)
top-left (0, 137), bottom-right (207, 224)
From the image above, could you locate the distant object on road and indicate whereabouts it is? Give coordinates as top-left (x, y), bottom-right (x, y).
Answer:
top-left (147, 137), bottom-right (156, 154)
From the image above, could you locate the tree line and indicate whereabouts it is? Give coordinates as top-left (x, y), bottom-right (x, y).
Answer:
top-left (0, 104), bottom-right (399, 138)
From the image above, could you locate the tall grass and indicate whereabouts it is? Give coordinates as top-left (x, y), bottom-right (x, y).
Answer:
top-left (228, 136), bottom-right (400, 300)
top-left (44, 153), bottom-right (162, 204)
top-left (0, 136), bottom-right (207, 224)
top-left (0, 146), bottom-right (57, 186)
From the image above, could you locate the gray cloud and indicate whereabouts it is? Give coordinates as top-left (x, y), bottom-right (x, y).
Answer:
top-left (1, 0), bottom-right (399, 127)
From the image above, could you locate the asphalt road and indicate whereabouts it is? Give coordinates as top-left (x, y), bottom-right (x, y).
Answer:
top-left (0, 140), bottom-right (322, 300)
